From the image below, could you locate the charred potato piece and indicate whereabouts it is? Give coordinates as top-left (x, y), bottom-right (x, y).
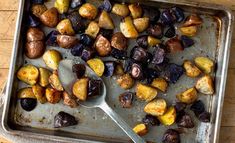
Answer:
top-left (25, 41), bottom-right (45, 59)
top-left (117, 74), bottom-right (134, 89)
top-left (195, 75), bottom-right (214, 95)
top-left (79, 3), bottom-right (97, 20)
top-left (43, 50), bottom-right (62, 70)
top-left (87, 58), bottom-right (105, 77)
top-left (112, 4), bottom-right (130, 17)
top-left (120, 17), bottom-right (138, 39)
top-left (128, 4), bottom-right (143, 19)
top-left (183, 14), bottom-right (202, 27)
top-left (27, 27), bottom-right (45, 42)
top-left (49, 71), bottom-right (64, 91)
top-left (56, 19), bottom-right (75, 36)
top-left (85, 21), bottom-right (100, 39)
top-left (133, 17), bottom-right (149, 33)
top-left (183, 60), bottom-right (201, 77)
top-left (54, 0), bottom-right (70, 14)
top-left (194, 57), bottom-right (214, 74)
top-left (111, 32), bottom-right (127, 51)
top-left (40, 7), bottom-right (59, 28)
top-left (39, 67), bottom-right (51, 87)
top-left (147, 36), bottom-right (161, 47)
top-left (133, 123), bottom-right (148, 136)
top-left (45, 88), bottom-right (61, 104)
top-left (31, 4), bottom-right (47, 18)
top-left (176, 87), bottom-right (198, 104)
top-left (62, 91), bottom-right (78, 108)
top-left (180, 26), bottom-right (197, 37)
top-left (94, 35), bottom-right (111, 56)
top-left (158, 106), bottom-right (176, 126)
top-left (136, 83), bottom-right (158, 102)
top-left (17, 87), bottom-right (36, 99)
top-left (32, 84), bottom-right (47, 104)
top-left (151, 78), bottom-right (168, 92)
top-left (144, 99), bottom-right (167, 116)
top-left (57, 35), bottom-right (78, 49)
top-left (17, 65), bottom-right (39, 85)
top-left (98, 11), bottom-right (115, 30)
top-left (72, 78), bottom-right (89, 101)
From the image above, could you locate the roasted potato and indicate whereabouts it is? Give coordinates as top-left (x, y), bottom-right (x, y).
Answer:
top-left (151, 78), bottom-right (168, 92)
top-left (136, 83), bottom-right (158, 102)
top-left (133, 123), bottom-right (148, 136)
top-left (39, 67), bottom-right (51, 87)
top-left (40, 7), bottom-right (59, 28)
top-left (112, 3), bottom-right (130, 17)
top-left (45, 87), bottom-right (61, 104)
top-left (17, 87), bottom-right (36, 99)
top-left (158, 106), bottom-right (176, 126)
top-left (56, 19), bottom-right (75, 36)
top-left (176, 87), bottom-right (198, 104)
top-left (183, 14), bottom-right (203, 27)
top-left (120, 16), bottom-right (138, 39)
top-left (31, 4), bottom-right (47, 18)
top-left (85, 21), bottom-right (100, 39)
top-left (62, 91), bottom-right (78, 108)
top-left (54, 0), bottom-right (70, 14)
top-left (43, 50), bottom-right (62, 70)
top-left (115, 64), bottom-right (125, 76)
top-left (87, 58), bottom-right (105, 77)
top-left (94, 34), bottom-right (111, 56)
top-left (79, 3), bottom-right (97, 20)
top-left (133, 17), bottom-right (150, 33)
top-left (98, 11), bottom-right (115, 30)
top-left (17, 65), bottom-right (39, 85)
top-left (128, 4), bottom-right (143, 19)
top-left (57, 35), bottom-right (78, 49)
top-left (72, 78), bottom-right (89, 101)
top-left (49, 71), bottom-right (64, 91)
top-left (25, 41), bottom-right (45, 59)
top-left (117, 74), bottom-right (134, 89)
top-left (194, 56), bottom-right (214, 74)
top-left (195, 75), bottom-right (214, 95)
top-left (111, 32), bottom-right (127, 51)
top-left (32, 84), bottom-right (47, 104)
top-left (27, 27), bottom-right (45, 42)
top-left (180, 26), bottom-right (197, 37)
top-left (144, 99), bottom-right (167, 116)
top-left (183, 60), bottom-right (201, 77)
top-left (147, 36), bottom-right (161, 47)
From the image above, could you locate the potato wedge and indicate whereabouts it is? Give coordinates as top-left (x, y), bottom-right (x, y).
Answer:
top-left (54, 0), bottom-right (70, 14)
top-left (176, 87), bottom-right (198, 104)
top-left (43, 50), bottom-right (62, 70)
top-left (128, 4), bottom-right (143, 19)
top-left (56, 19), bottom-right (75, 36)
top-left (72, 78), bottom-right (89, 101)
top-left (87, 58), bottom-right (105, 77)
top-left (17, 65), bottom-right (39, 85)
top-left (120, 16), bottom-right (138, 39)
top-left (98, 11), bottom-right (115, 30)
top-left (195, 75), bottom-right (214, 95)
top-left (40, 7), bottom-right (59, 28)
top-left (144, 99), bottom-right (167, 116)
top-left (45, 87), bottom-right (61, 104)
top-left (17, 87), bottom-right (36, 99)
top-left (133, 123), bottom-right (148, 136)
top-left (158, 106), bottom-right (176, 126)
top-left (32, 84), bottom-right (47, 104)
top-left (79, 3), bottom-right (97, 20)
top-left (183, 60), bottom-right (201, 77)
top-left (194, 57), bottom-right (214, 74)
top-left (151, 78), bottom-right (168, 92)
top-left (136, 83), bottom-right (158, 102)
top-left (39, 67), bottom-right (51, 87)
top-left (63, 91), bottom-right (78, 108)
top-left (31, 4), bottom-right (47, 18)
top-left (180, 26), bottom-right (197, 37)
top-left (133, 17), bottom-right (149, 33)
top-left (49, 71), bottom-right (64, 91)
top-left (85, 21), bottom-right (100, 39)
top-left (147, 36), bottom-right (161, 47)
top-left (117, 74), bottom-right (134, 89)
top-left (112, 4), bottom-right (130, 17)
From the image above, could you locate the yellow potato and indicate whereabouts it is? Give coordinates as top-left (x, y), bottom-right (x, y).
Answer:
top-left (180, 26), bottom-right (197, 37)
top-left (120, 16), bottom-right (138, 39)
top-left (136, 83), bottom-right (158, 102)
top-left (194, 56), bottom-right (214, 74)
top-left (133, 123), bottom-right (148, 136)
top-left (17, 65), bottom-right (39, 85)
top-left (49, 71), bottom-right (64, 91)
top-left (176, 87), bottom-right (198, 104)
top-left (17, 87), bottom-right (36, 99)
top-left (43, 50), bottom-right (62, 70)
top-left (112, 3), bottom-right (130, 17)
top-left (148, 36), bottom-right (161, 47)
top-left (98, 11), bottom-right (114, 30)
top-left (117, 74), bottom-right (134, 89)
top-left (72, 78), bottom-right (89, 101)
top-left (128, 4), bottom-right (143, 19)
top-left (115, 64), bottom-right (125, 76)
top-left (54, 0), bottom-right (70, 14)
top-left (158, 106), bottom-right (176, 126)
top-left (133, 17), bottom-right (149, 33)
top-left (56, 19), bottom-right (75, 36)
top-left (144, 99), bottom-right (167, 116)
top-left (183, 60), bottom-right (201, 77)
top-left (85, 21), bottom-right (100, 39)
top-left (39, 67), bottom-right (51, 87)
top-left (32, 84), bottom-right (47, 104)
top-left (151, 78), bottom-right (168, 92)
top-left (87, 58), bottom-right (105, 77)
top-left (79, 3), bottom-right (97, 20)
top-left (196, 75), bottom-right (214, 95)
top-left (31, 4), bottom-right (47, 18)
top-left (45, 87), bottom-right (61, 104)
top-left (62, 91), bottom-right (78, 108)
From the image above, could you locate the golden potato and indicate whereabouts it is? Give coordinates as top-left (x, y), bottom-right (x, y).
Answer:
top-left (180, 26), bottom-right (197, 37)
top-left (115, 64), bottom-right (125, 76)
top-left (147, 36), bottom-right (161, 47)
top-left (87, 58), bottom-right (105, 77)
top-left (17, 87), bottom-right (36, 99)
top-left (151, 78), bottom-right (168, 92)
top-left (128, 4), bottom-right (143, 19)
top-left (72, 78), bottom-right (89, 101)
top-left (40, 7), bottom-right (59, 28)
top-left (176, 87), bottom-right (198, 104)
top-left (133, 123), bottom-right (148, 136)
top-left (120, 16), bottom-right (138, 39)
top-left (133, 17), bottom-right (149, 33)
top-left (94, 35), bottom-right (111, 56)
top-left (194, 56), bottom-right (214, 74)
top-left (45, 87), bottom-right (61, 104)
top-left (111, 32), bottom-right (127, 51)
top-left (62, 91), bottom-right (78, 108)
top-left (32, 84), bottom-right (47, 104)
top-left (195, 75), bottom-right (214, 95)
top-left (79, 3), bottom-right (97, 20)
top-left (183, 60), bottom-right (201, 77)
top-left (43, 50), bottom-right (62, 70)
top-left (144, 99), bottom-right (167, 116)
top-left (31, 4), bottom-right (47, 18)
top-left (49, 71), bottom-right (64, 91)
top-left (117, 74), bottom-right (134, 89)
top-left (39, 67), bottom-right (51, 87)
top-left (85, 21), bottom-right (100, 39)
top-left (17, 65), bottom-right (39, 85)
top-left (136, 83), bottom-right (158, 102)
top-left (98, 11), bottom-right (114, 30)
top-left (112, 4), bottom-right (130, 17)
top-left (158, 106), bottom-right (176, 126)
top-left (56, 19), bottom-right (75, 36)
top-left (54, 0), bottom-right (70, 14)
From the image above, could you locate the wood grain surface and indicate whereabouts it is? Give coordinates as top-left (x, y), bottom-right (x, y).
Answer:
top-left (0, 0), bottom-right (234, 143)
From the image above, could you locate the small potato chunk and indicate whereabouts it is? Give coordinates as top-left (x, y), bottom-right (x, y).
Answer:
top-left (25, 41), bottom-right (45, 59)
top-left (57, 35), bottom-right (78, 49)
top-left (151, 78), bottom-right (168, 92)
top-left (144, 99), bottom-right (167, 116)
top-left (49, 71), bottom-right (64, 91)
top-left (94, 34), bottom-right (111, 56)
top-left (87, 58), bottom-right (105, 77)
top-left (85, 21), bottom-right (100, 39)
top-left (183, 14), bottom-right (203, 27)
top-left (40, 7), bottom-right (59, 28)
top-left (43, 50), bottom-right (62, 70)
top-left (112, 4), bottom-right (130, 17)
top-left (176, 87), bottom-right (198, 104)
top-left (147, 36), bottom-right (161, 47)
top-left (27, 27), bottom-right (45, 42)
top-left (72, 78), bottom-right (89, 101)
top-left (136, 83), bottom-right (158, 102)
top-left (79, 3), bottom-right (97, 20)
top-left (117, 74), bottom-right (134, 89)
top-left (133, 123), bottom-right (148, 136)
top-left (111, 32), bottom-right (127, 51)
top-left (17, 65), bottom-right (39, 85)
top-left (128, 4), bottom-right (143, 19)
top-left (196, 75), bottom-right (214, 95)
top-left (45, 88), bottom-right (61, 104)
top-left (39, 67), bottom-right (51, 87)
top-left (54, 0), bottom-right (70, 14)
top-left (56, 19), bottom-right (75, 36)
top-left (183, 60), bottom-right (201, 77)
top-left (115, 64), bottom-right (125, 76)
top-left (32, 84), bottom-right (47, 104)
top-left (31, 4), bottom-right (47, 18)
top-left (120, 17), bottom-right (138, 39)
top-left (158, 106), bottom-right (176, 126)
top-left (63, 91), bottom-right (78, 108)
top-left (194, 57), bottom-right (214, 74)
top-left (17, 87), bottom-right (36, 99)
top-left (133, 17), bottom-right (149, 33)
top-left (180, 26), bottom-right (197, 37)
top-left (98, 11), bottom-right (114, 30)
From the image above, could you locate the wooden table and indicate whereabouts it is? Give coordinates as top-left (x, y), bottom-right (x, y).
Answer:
top-left (0, 0), bottom-right (235, 142)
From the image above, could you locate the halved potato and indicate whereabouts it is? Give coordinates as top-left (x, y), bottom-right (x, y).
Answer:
top-left (111, 4), bottom-right (130, 17)
top-left (87, 58), bottom-right (105, 77)
top-left (195, 75), bottom-right (214, 95)
top-left (147, 36), bottom-right (161, 47)
top-left (133, 123), bottom-right (148, 136)
top-left (151, 78), bottom-right (168, 92)
top-left (144, 99), bottom-right (167, 116)
top-left (180, 26), bottom-right (197, 37)
top-left (17, 87), bottom-right (36, 99)
top-left (176, 87), bottom-right (198, 104)
top-left (39, 67), bottom-right (51, 87)
top-left (133, 17), bottom-right (149, 33)
top-left (158, 106), bottom-right (176, 126)
top-left (98, 11), bottom-right (114, 30)
top-left (17, 65), bottom-right (39, 85)
top-left (194, 57), bottom-right (214, 74)
top-left (72, 78), bottom-right (89, 101)
top-left (120, 16), bottom-right (138, 39)
top-left (54, 0), bottom-right (70, 14)
top-left (32, 84), bottom-right (47, 104)
top-left (128, 4), bottom-right (143, 19)
top-left (56, 19), bottom-right (75, 36)
top-left (136, 83), bottom-right (158, 102)
top-left (85, 21), bottom-right (100, 39)
top-left (79, 3), bottom-right (97, 20)
top-left (63, 91), bottom-right (78, 108)
top-left (45, 87), bottom-right (61, 104)
top-left (117, 74), bottom-right (134, 89)
top-left (43, 50), bottom-right (62, 70)
top-left (49, 71), bottom-right (64, 91)
top-left (183, 60), bottom-right (201, 77)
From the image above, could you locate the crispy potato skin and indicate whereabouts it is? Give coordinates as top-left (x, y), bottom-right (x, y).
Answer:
top-left (112, 4), bottom-right (130, 17)
top-left (133, 123), bottom-right (148, 136)
top-left (17, 65), bottom-right (39, 85)
top-left (40, 8), bottom-right (59, 28)
top-left (39, 68), bottom-right (51, 87)
top-left (56, 19), bottom-right (75, 36)
top-left (98, 11), bottom-right (114, 30)
top-left (43, 50), bottom-right (62, 70)
top-left (151, 78), bottom-right (168, 92)
top-left (136, 83), bottom-right (158, 102)
top-left (194, 57), bottom-right (214, 74)
top-left (117, 74), bottom-right (135, 89)
top-left (144, 99), bottom-right (167, 116)
top-left (45, 88), bottom-right (61, 104)
top-left (196, 75), bottom-right (214, 95)
top-left (49, 71), bottom-right (64, 91)
top-left (79, 3), bottom-right (97, 20)
top-left (87, 58), bottom-right (105, 77)
top-left (72, 78), bottom-right (89, 101)
top-left (85, 21), bottom-right (100, 39)
top-left (17, 87), bottom-right (36, 99)
top-left (31, 4), bottom-right (47, 18)
top-left (120, 16), bottom-right (139, 39)
top-left (128, 4), bottom-right (143, 19)
top-left (183, 60), bottom-right (201, 77)
top-left (133, 17), bottom-right (149, 33)
top-left (158, 106), bottom-right (176, 126)
top-left (32, 84), bottom-right (47, 104)
top-left (176, 87), bottom-right (198, 104)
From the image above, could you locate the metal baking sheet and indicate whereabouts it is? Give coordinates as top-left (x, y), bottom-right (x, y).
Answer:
top-left (1, 0), bottom-right (234, 142)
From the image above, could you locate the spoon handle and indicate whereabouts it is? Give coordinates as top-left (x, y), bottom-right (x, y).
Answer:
top-left (99, 102), bottom-right (146, 143)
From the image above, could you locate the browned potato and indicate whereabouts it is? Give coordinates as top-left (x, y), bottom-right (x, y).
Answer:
top-left (120, 16), bottom-right (138, 39)
top-left (79, 3), bottom-right (97, 20)
top-left (25, 41), bottom-right (45, 59)
top-left (63, 91), bottom-right (78, 108)
top-left (128, 4), bottom-right (143, 19)
top-left (180, 26), bottom-right (197, 37)
top-left (43, 50), bottom-right (62, 70)
top-left (45, 87), bottom-right (61, 104)
top-left (39, 67), bottom-right (51, 87)
top-left (183, 14), bottom-right (203, 27)
top-left (111, 32), bottom-right (127, 51)
top-left (72, 78), bottom-right (89, 101)
top-left (117, 74), bottom-right (134, 89)
top-left (158, 106), bottom-right (176, 126)
top-left (56, 19), bottom-right (75, 36)
top-left (87, 58), bottom-right (105, 77)
top-left (176, 87), bottom-right (198, 104)
top-left (31, 4), bottom-right (47, 18)
top-left (98, 11), bottom-right (115, 30)
top-left (27, 28), bottom-right (45, 42)
top-left (49, 71), bottom-right (64, 91)
top-left (57, 35), bottom-right (78, 49)
top-left (144, 99), bottom-right (167, 116)
top-left (40, 7), bottom-right (59, 28)
top-left (133, 123), bottom-right (148, 136)
top-left (32, 84), bottom-right (47, 104)
top-left (136, 83), bottom-right (158, 102)
top-left (147, 36), bottom-right (161, 47)
top-left (183, 60), bottom-right (201, 77)
top-left (17, 87), bottom-right (36, 99)
top-left (151, 78), bottom-right (168, 92)
top-left (17, 65), bottom-right (39, 85)
top-left (195, 75), bottom-right (214, 95)
top-left (94, 34), bottom-right (111, 56)
top-left (112, 4), bottom-right (130, 17)
top-left (85, 21), bottom-right (100, 39)
top-left (194, 57), bottom-right (214, 74)
top-left (133, 17), bottom-right (149, 33)
top-left (54, 0), bottom-right (70, 14)
top-left (115, 64), bottom-right (125, 76)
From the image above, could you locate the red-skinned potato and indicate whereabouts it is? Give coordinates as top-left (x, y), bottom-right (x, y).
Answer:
top-left (63, 91), bottom-right (78, 108)
top-left (94, 34), bottom-right (111, 56)
top-left (27, 28), bottom-right (45, 42)
top-left (57, 35), bottom-right (78, 49)
top-left (25, 41), bottom-right (45, 59)
top-left (40, 7), bottom-right (59, 28)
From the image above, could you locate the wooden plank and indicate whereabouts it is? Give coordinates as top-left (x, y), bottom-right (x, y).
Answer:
top-left (0, 40), bottom-right (13, 68)
top-left (0, 0), bottom-right (18, 10)
top-left (0, 136), bottom-right (11, 143)
top-left (0, 69), bottom-right (8, 93)
top-left (220, 127), bottom-right (235, 143)
top-left (0, 11), bottom-right (17, 40)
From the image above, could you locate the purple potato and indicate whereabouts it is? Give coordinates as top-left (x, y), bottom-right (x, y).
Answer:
top-left (161, 63), bottom-right (184, 84)
top-left (123, 58), bottom-right (134, 73)
top-left (67, 11), bottom-right (86, 33)
top-left (166, 37), bottom-right (184, 53)
top-left (136, 35), bottom-right (148, 48)
top-left (174, 102), bottom-right (187, 113)
top-left (176, 112), bottom-right (194, 128)
top-left (119, 92), bottom-right (134, 108)
top-left (81, 48), bottom-right (95, 61)
top-left (160, 9), bottom-right (176, 25)
top-left (80, 34), bottom-right (93, 46)
top-left (180, 35), bottom-right (194, 48)
top-left (198, 111), bottom-right (210, 123)
top-left (110, 48), bottom-right (127, 60)
top-left (147, 23), bottom-right (164, 39)
top-left (142, 114), bottom-right (160, 126)
top-left (162, 129), bottom-right (180, 143)
top-left (70, 0), bottom-right (86, 9)
top-left (20, 98), bottom-right (37, 112)
top-left (54, 111), bottom-right (78, 128)
top-left (71, 43), bottom-right (85, 56)
top-left (104, 61), bottom-right (116, 77)
top-left (143, 6), bottom-right (160, 23)
top-left (88, 79), bottom-right (102, 97)
top-left (31, 0), bottom-right (44, 4)
top-left (72, 64), bottom-right (86, 78)
top-left (28, 14), bottom-right (40, 27)
top-left (171, 7), bottom-right (185, 23)
top-left (131, 63), bottom-right (143, 79)
top-left (45, 30), bottom-right (59, 47)
top-left (190, 100), bottom-right (205, 116)
top-left (164, 26), bottom-right (176, 38)
top-left (99, 0), bottom-right (112, 12)
top-left (130, 46), bottom-right (148, 62)
top-left (151, 45), bottom-right (166, 65)
top-left (99, 28), bottom-right (113, 39)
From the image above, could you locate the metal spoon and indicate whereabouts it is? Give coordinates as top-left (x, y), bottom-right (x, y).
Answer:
top-left (58, 59), bottom-right (146, 143)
